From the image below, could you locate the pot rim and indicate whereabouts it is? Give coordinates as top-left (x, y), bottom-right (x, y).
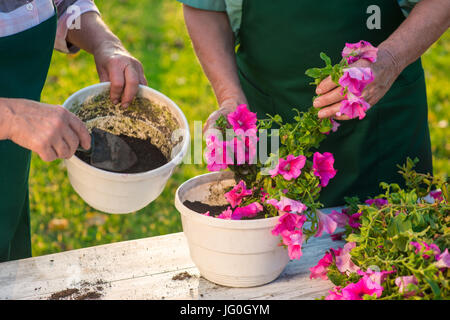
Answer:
top-left (175, 171), bottom-right (281, 230)
top-left (63, 82), bottom-right (189, 181)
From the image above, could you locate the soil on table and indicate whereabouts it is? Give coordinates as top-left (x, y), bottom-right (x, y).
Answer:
top-left (183, 200), bottom-right (229, 216)
top-left (76, 134), bottom-right (168, 174)
top-left (47, 279), bottom-right (109, 300)
top-left (172, 271), bottom-right (193, 281)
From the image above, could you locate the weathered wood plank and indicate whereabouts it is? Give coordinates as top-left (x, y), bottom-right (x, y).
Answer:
top-left (0, 209), bottom-right (343, 300)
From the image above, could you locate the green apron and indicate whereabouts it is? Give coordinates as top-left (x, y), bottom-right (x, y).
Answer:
top-left (236, 0), bottom-right (432, 207)
top-left (0, 13), bottom-right (57, 262)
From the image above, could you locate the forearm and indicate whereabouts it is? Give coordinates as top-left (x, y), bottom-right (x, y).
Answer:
top-left (66, 12), bottom-right (125, 56)
top-left (0, 98), bottom-right (15, 140)
top-left (379, 0), bottom-right (450, 74)
top-left (183, 5), bottom-right (246, 106)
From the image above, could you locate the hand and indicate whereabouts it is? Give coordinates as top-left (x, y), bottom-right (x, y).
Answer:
top-left (203, 98), bottom-right (247, 134)
top-left (4, 99), bottom-right (91, 161)
top-left (93, 41), bottom-right (147, 108)
top-left (313, 48), bottom-right (401, 120)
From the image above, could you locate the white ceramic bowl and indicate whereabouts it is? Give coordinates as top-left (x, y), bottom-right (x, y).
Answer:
top-left (175, 171), bottom-right (290, 287)
top-left (63, 82), bottom-right (189, 214)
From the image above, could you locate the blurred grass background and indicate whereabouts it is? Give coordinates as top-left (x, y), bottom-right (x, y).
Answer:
top-left (30, 0), bottom-right (449, 256)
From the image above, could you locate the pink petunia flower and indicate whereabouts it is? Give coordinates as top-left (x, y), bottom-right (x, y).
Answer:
top-left (269, 154), bottom-right (306, 181)
top-left (410, 241), bottom-right (441, 259)
top-left (335, 242), bottom-right (360, 274)
top-left (324, 118), bottom-right (341, 135)
top-left (217, 206), bottom-right (233, 220)
top-left (224, 180), bottom-right (253, 208)
top-left (267, 197), bottom-right (307, 214)
top-left (430, 190), bottom-right (444, 203)
top-left (231, 202), bottom-right (263, 220)
top-left (395, 275), bottom-right (418, 297)
top-left (202, 211), bottom-right (210, 216)
top-left (310, 248), bottom-right (342, 280)
top-left (227, 104), bottom-right (257, 132)
top-left (312, 152), bottom-right (337, 187)
top-left (205, 134), bottom-right (231, 171)
top-left (338, 67), bottom-right (374, 96)
top-left (329, 209), bottom-right (349, 228)
top-left (315, 210), bottom-right (338, 237)
top-left (436, 248), bottom-right (450, 269)
top-left (325, 286), bottom-right (344, 300)
top-left (230, 129), bottom-right (258, 165)
top-left (271, 212), bottom-right (307, 236)
top-left (341, 40), bottom-right (378, 64)
top-left (339, 92), bottom-right (371, 120)
top-left (357, 268), bottom-right (395, 286)
top-left (331, 232), bottom-right (345, 241)
top-left (341, 275), bottom-right (383, 300)
top-left (365, 198), bottom-right (389, 208)
top-left (348, 212), bottom-right (362, 229)
top-left (281, 229), bottom-right (304, 260)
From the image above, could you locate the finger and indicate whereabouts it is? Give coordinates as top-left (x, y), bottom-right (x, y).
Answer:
top-left (68, 114), bottom-right (91, 150)
top-left (318, 102), bottom-right (342, 119)
top-left (62, 127), bottom-right (80, 157)
top-left (313, 86), bottom-right (344, 108)
top-left (52, 136), bottom-right (72, 159)
top-left (121, 64), bottom-right (140, 108)
top-left (334, 114), bottom-right (351, 121)
top-left (139, 72), bottom-right (148, 86)
top-left (316, 76), bottom-right (338, 95)
top-left (108, 64), bottom-right (126, 104)
top-left (203, 115), bottom-right (218, 134)
top-left (39, 147), bottom-right (58, 162)
top-left (97, 67), bottom-right (109, 83)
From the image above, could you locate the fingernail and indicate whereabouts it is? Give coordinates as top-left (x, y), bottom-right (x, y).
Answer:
top-left (122, 103), bottom-right (129, 108)
top-left (316, 88), bottom-right (322, 94)
top-left (113, 99), bottom-right (119, 105)
top-left (313, 99), bottom-right (320, 107)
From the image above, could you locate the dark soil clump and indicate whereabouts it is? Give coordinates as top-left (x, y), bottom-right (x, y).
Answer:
top-left (48, 279), bottom-right (109, 300)
top-left (172, 271), bottom-right (193, 281)
top-left (76, 134), bottom-right (168, 173)
top-left (49, 288), bottom-right (79, 300)
top-left (183, 200), bottom-right (229, 216)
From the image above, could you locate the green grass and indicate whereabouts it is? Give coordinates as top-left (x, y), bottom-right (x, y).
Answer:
top-left (30, 1), bottom-right (449, 256)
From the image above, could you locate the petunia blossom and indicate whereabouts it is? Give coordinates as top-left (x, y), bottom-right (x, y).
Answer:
top-left (338, 67), bottom-right (374, 96)
top-left (312, 152), bottom-right (337, 187)
top-left (357, 268), bottom-right (395, 286)
top-left (324, 118), bottom-right (341, 135)
top-left (281, 229), bottom-right (304, 260)
top-left (271, 212), bottom-right (307, 236)
top-left (315, 210), bottom-right (338, 237)
top-left (410, 241), bottom-right (441, 259)
top-left (341, 40), bottom-right (378, 64)
top-left (325, 286), bottom-right (344, 300)
top-left (227, 104), bottom-right (257, 132)
top-left (339, 92), bottom-right (371, 120)
top-left (217, 206), bottom-right (233, 220)
top-left (348, 212), bottom-right (362, 229)
top-left (436, 248), bottom-right (450, 269)
top-left (269, 154), bottom-right (306, 181)
top-left (310, 248), bottom-right (342, 280)
top-left (329, 209), bottom-right (349, 228)
top-left (395, 275), bottom-right (418, 297)
top-left (205, 134), bottom-right (231, 171)
top-left (430, 190), bottom-right (444, 203)
top-left (335, 242), bottom-right (360, 274)
top-left (224, 180), bottom-right (253, 208)
top-left (365, 198), bottom-right (388, 208)
top-left (230, 129), bottom-right (258, 165)
top-left (267, 197), bottom-right (307, 214)
top-left (341, 275), bottom-right (383, 300)
top-left (231, 202), bottom-right (263, 220)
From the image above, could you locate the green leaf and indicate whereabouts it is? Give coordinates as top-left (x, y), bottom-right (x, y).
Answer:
top-left (320, 52), bottom-right (332, 66)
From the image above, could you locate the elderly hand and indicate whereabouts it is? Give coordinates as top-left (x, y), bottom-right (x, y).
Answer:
top-left (313, 48), bottom-right (401, 120)
top-left (93, 41), bottom-right (147, 108)
top-left (203, 97), bottom-right (249, 134)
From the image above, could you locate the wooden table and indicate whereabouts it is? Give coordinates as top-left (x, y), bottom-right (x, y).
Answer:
top-left (0, 211), bottom-right (342, 300)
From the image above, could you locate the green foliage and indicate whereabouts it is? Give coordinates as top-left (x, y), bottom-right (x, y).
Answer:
top-left (325, 159), bottom-right (449, 300)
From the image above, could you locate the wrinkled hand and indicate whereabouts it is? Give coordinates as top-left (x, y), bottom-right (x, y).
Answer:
top-left (93, 42), bottom-right (147, 108)
top-left (6, 99), bottom-right (91, 161)
top-left (203, 98), bottom-right (246, 133)
top-left (313, 48), bottom-right (401, 120)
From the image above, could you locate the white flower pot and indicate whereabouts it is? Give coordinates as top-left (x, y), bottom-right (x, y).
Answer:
top-left (175, 171), bottom-right (290, 287)
top-left (63, 82), bottom-right (189, 214)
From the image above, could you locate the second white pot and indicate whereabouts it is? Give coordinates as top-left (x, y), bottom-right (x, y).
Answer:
top-left (175, 171), bottom-right (290, 287)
